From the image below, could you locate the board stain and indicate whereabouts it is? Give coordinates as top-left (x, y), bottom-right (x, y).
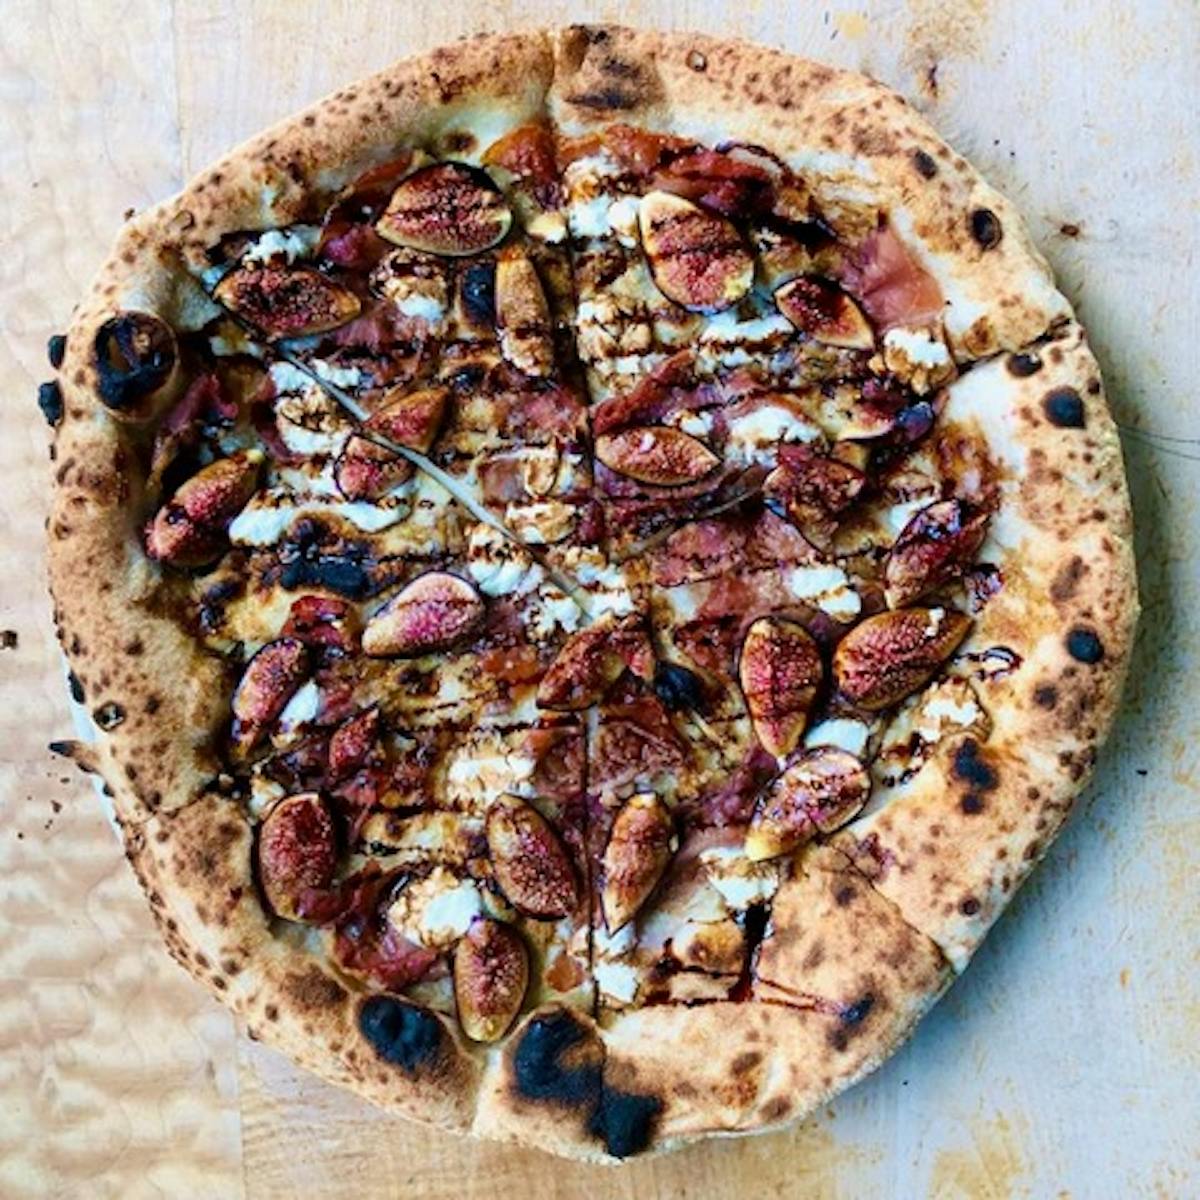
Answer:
top-left (928, 1111), bottom-right (1030, 1199)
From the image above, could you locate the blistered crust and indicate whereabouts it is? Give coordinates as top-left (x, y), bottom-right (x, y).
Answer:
top-left (549, 24), bottom-right (1072, 359)
top-left (833, 324), bottom-right (1138, 967)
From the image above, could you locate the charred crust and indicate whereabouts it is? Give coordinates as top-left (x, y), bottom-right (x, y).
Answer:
top-left (47, 333), bottom-right (67, 369)
top-left (912, 149), bottom-right (938, 179)
top-left (1066, 627), bottom-right (1104, 664)
top-left (93, 312), bottom-right (176, 412)
top-left (1033, 684), bottom-right (1059, 709)
top-left (1007, 352), bottom-right (1042, 377)
top-left (37, 381), bottom-right (64, 427)
top-left (512, 1009), bottom-right (660, 1157)
top-left (952, 738), bottom-right (998, 792)
top-left (969, 207), bottom-right (1003, 250)
top-left (840, 993), bottom-right (875, 1026)
top-left (67, 671), bottom-right (85, 703)
top-left (358, 995), bottom-right (444, 1072)
top-left (92, 701), bottom-right (125, 731)
top-left (1043, 386), bottom-right (1086, 428)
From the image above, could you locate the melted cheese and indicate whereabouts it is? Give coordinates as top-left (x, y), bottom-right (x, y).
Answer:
top-left (785, 565), bottom-right (862, 619)
top-left (241, 225), bottom-right (320, 266)
top-left (805, 717), bottom-right (871, 757)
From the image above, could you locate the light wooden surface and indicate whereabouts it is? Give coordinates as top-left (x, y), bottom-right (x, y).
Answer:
top-left (1, 2), bottom-right (1197, 1196)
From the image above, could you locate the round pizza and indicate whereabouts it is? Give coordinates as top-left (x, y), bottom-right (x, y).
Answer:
top-left (43, 27), bottom-right (1137, 1161)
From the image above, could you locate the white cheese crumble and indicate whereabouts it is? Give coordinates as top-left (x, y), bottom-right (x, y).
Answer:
top-left (805, 717), bottom-right (871, 757)
top-left (275, 679), bottom-right (320, 736)
top-left (567, 194), bottom-right (614, 240)
top-left (785, 565), bottom-right (863, 620)
top-left (387, 869), bottom-right (483, 950)
top-left (310, 359), bottom-right (364, 389)
top-left (394, 292), bottom-right (447, 323)
top-left (525, 209), bottom-right (568, 244)
top-left (699, 847), bottom-right (781, 910)
top-left (465, 525), bottom-right (543, 597)
top-left (882, 326), bottom-right (952, 368)
top-left (529, 593), bottom-right (584, 640)
top-left (595, 960), bottom-right (640, 1004)
top-left (724, 404), bottom-right (822, 465)
top-left (228, 490), bottom-right (407, 545)
top-left (241, 225), bottom-right (320, 267)
top-left (607, 195), bottom-right (642, 247)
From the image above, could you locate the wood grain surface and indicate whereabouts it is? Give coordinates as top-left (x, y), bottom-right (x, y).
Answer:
top-left (1, 2), bottom-right (1197, 1197)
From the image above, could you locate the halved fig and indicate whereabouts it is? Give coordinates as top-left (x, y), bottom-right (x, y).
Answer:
top-left (637, 190), bottom-right (754, 312)
top-left (213, 266), bottom-right (361, 338)
top-left (453, 917), bottom-right (529, 1043)
top-left (363, 572), bottom-right (485, 658)
top-left (738, 617), bottom-right (823, 758)
top-left (595, 426), bottom-right (719, 487)
top-left (370, 384), bottom-right (450, 453)
top-left (536, 613), bottom-right (654, 711)
top-left (231, 637), bottom-right (310, 758)
top-left (485, 794), bottom-right (578, 919)
top-left (257, 792), bottom-right (337, 921)
top-left (146, 451), bottom-right (262, 567)
top-left (376, 162), bottom-right (512, 256)
top-left (833, 607), bottom-right (971, 711)
top-left (93, 311), bottom-right (180, 419)
top-left (601, 792), bottom-right (675, 933)
top-left (327, 707), bottom-right (381, 780)
top-left (745, 747), bottom-right (870, 861)
top-left (763, 445), bottom-right (866, 553)
top-left (494, 254), bottom-right (554, 377)
top-left (333, 434), bottom-right (414, 502)
top-left (884, 499), bottom-right (990, 608)
top-left (774, 276), bottom-right (874, 350)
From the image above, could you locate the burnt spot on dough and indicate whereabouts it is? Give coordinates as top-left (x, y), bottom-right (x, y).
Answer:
top-left (47, 333), bottom-right (67, 369)
top-left (686, 49), bottom-right (708, 72)
top-left (912, 149), bottom-right (939, 179)
top-left (1051, 555), bottom-right (1087, 602)
top-left (1033, 684), bottom-right (1059, 709)
top-left (1007, 352), bottom-right (1042, 377)
top-left (829, 994), bottom-right (875, 1051)
top-left (93, 701), bottom-right (125, 731)
top-left (969, 208), bottom-right (1002, 250)
top-left (358, 995), bottom-right (444, 1072)
top-left (960, 896), bottom-right (981, 916)
top-left (67, 671), bottom-right (85, 703)
top-left (1043, 386), bottom-right (1086, 429)
top-left (512, 1008), bottom-right (660, 1158)
top-left (588, 1087), bottom-right (662, 1159)
top-left (953, 738), bottom-right (998, 791)
top-left (1066, 627), bottom-right (1104, 664)
top-left (37, 381), bottom-right (64, 427)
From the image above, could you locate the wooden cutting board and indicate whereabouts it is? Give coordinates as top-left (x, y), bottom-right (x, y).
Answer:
top-left (2, 2), bottom-right (1197, 1196)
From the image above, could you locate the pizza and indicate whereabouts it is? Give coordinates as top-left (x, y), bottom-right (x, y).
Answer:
top-left (43, 27), bottom-right (1137, 1161)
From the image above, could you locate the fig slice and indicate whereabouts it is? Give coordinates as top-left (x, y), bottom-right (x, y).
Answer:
top-left (231, 637), bottom-right (310, 758)
top-left (637, 189), bottom-right (754, 312)
top-left (601, 792), bottom-right (675, 933)
top-left (257, 792), bottom-right (337, 921)
top-left (536, 613), bottom-right (655, 711)
top-left (333, 434), bottom-right (415, 502)
top-left (485, 794), bottom-right (578, 919)
top-left (362, 571), bottom-right (485, 658)
top-left (745, 747), bottom-right (870, 862)
top-left (762, 446), bottom-right (866, 553)
top-left (595, 426), bottom-right (720, 486)
top-left (738, 617), bottom-right (823, 758)
top-left (376, 162), bottom-right (512, 256)
top-left (833, 607), bottom-right (972, 711)
top-left (145, 450), bottom-right (262, 567)
top-left (213, 265), bottom-right (361, 338)
top-left (454, 917), bottom-right (529, 1043)
top-left (883, 498), bottom-right (990, 608)
top-left (494, 253), bottom-right (554, 378)
top-left (774, 276), bottom-right (875, 350)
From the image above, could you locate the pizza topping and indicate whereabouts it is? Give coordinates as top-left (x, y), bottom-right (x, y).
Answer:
top-left (485, 794), bottom-right (578, 919)
top-left (653, 661), bottom-right (708, 712)
top-left (738, 617), bottom-right (823, 758)
top-left (369, 248), bottom-right (451, 327)
top-left (875, 676), bottom-right (990, 787)
top-left (327, 706), bottom-right (380, 779)
top-left (595, 426), bottom-right (719, 486)
top-left (494, 254), bottom-right (555, 378)
top-left (231, 637), bottom-right (310, 757)
top-left (213, 266), bottom-right (362, 338)
top-left (453, 917), bottom-right (529, 1043)
top-left (257, 792), bottom-right (337, 920)
top-left (774, 277), bottom-right (874, 351)
top-left (698, 847), bottom-right (781, 910)
top-left (833, 607), bottom-right (972, 711)
top-left (145, 450), bottom-right (262, 566)
top-left (884, 499), bottom-right (990, 608)
top-left (763, 445), bottom-right (865, 552)
top-left (881, 326), bottom-right (956, 395)
top-left (601, 792), bottom-right (676, 933)
top-left (481, 122), bottom-right (560, 208)
top-left (362, 572), bottom-right (485, 658)
top-left (376, 162), bottom-right (512, 257)
top-left (536, 614), bottom-right (654, 711)
top-left (334, 434), bottom-right (415, 502)
top-left (745, 747), bottom-right (871, 861)
top-left (386, 867), bottom-right (485, 949)
top-left (637, 191), bottom-right (754, 312)
top-left (93, 311), bottom-right (179, 418)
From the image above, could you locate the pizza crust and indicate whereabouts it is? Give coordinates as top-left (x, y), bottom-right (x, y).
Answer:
top-left (45, 26), bottom-right (1138, 1161)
